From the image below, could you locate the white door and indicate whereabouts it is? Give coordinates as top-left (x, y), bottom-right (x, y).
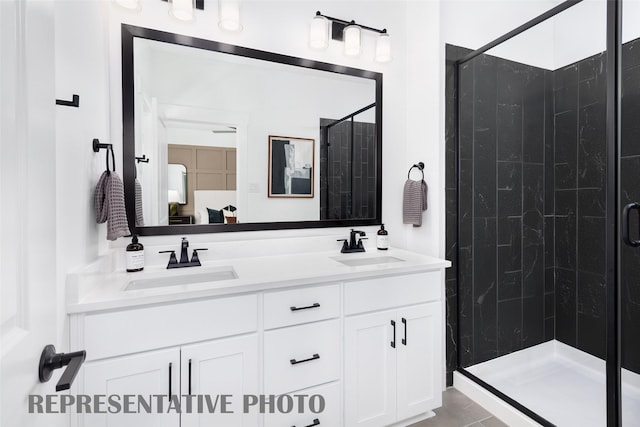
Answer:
top-left (396, 303), bottom-right (442, 420)
top-left (0, 1), bottom-right (61, 426)
top-left (80, 348), bottom-right (180, 427)
top-left (181, 334), bottom-right (259, 427)
top-left (345, 309), bottom-right (397, 427)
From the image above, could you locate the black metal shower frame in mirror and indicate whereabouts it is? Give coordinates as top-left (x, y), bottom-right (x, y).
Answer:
top-left (121, 24), bottom-right (383, 236)
top-left (452, 0), bottom-right (624, 426)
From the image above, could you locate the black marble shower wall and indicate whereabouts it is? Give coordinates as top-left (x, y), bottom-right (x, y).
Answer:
top-left (319, 119), bottom-right (377, 220)
top-left (552, 52), bottom-right (607, 359)
top-left (444, 45), bottom-right (553, 381)
top-left (445, 40), bottom-right (640, 386)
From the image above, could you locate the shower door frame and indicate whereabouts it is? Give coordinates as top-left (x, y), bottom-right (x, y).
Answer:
top-left (452, 0), bottom-right (623, 425)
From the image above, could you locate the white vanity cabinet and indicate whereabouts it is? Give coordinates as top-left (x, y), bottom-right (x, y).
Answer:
top-left (70, 261), bottom-right (445, 427)
top-left (263, 284), bottom-right (343, 427)
top-left (80, 348), bottom-right (180, 427)
top-left (181, 334), bottom-right (259, 427)
top-left (71, 294), bottom-right (259, 427)
top-left (344, 272), bottom-right (443, 427)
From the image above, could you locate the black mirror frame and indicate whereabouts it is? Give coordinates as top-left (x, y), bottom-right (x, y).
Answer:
top-left (122, 24), bottom-right (383, 236)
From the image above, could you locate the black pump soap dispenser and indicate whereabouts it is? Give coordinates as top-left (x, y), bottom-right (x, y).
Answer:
top-left (126, 235), bottom-right (144, 272)
top-left (377, 224), bottom-right (389, 250)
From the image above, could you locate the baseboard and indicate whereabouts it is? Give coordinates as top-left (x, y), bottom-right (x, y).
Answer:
top-left (453, 371), bottom-right (543, 427)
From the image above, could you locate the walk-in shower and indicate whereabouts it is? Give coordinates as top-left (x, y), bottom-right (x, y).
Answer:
top-left (445, 0), bottom-right (640, 425)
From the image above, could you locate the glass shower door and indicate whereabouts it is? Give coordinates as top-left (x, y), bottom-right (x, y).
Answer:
top-left (620, 1), bottom-right (640, 423)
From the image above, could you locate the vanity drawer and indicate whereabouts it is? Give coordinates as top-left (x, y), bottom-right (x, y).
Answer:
top-left (83, 294), bottom-right (258, 360)
top-left (344, 271), bottom-right (441, 315)
top-left (263, 284), bottom-right (340, 330)
top-left (263, 381), bottom-right (341, 427)
top-left (264, 319), bottom-right (340, 395)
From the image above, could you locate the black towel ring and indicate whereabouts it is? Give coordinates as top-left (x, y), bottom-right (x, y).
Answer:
top-left (93, 138), bottom-right (115, 172)
top-left (407, 162), bottom-right (425, 180)
top-left (106, 146), bottom-right (116, 172)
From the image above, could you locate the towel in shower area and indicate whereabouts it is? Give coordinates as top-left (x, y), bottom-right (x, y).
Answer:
top-left (95, 170), bottom-right (130, 241)
top-left (134, 178), bottom-right (144, 227)
top-left (403, 179), bottom-right (428, 227)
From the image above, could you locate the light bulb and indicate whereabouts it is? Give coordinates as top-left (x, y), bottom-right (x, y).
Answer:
top-left (375, 32), bottom-right (391, 62)
top-left (219, 0), bottom-right (242, 32)
top-left (344, 24), bottom-right (361, 56)
top-left (114, 0), bottom-right (140, 10)
top-left (170, 0), bottom-right (194, 22)
top-left (309, 15), bottom-right (329, 50)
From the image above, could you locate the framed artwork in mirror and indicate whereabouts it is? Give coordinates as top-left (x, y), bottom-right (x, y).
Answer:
top-left (268, 135), bottom-right (315, 198)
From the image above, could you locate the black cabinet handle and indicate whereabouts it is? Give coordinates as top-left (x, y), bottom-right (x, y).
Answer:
top-left (623, 202), bottom-right (640, 247)
top-left (292, 419), bottom-right (320, 427)
top-left (290, 303), bottom-right (321, 312)
top-left (390, 320), bottom-right (396, 348)
top-left (290, 354), bottom-right (320, 365)
top-left (188, 359), bottom-right (192, 395)
top-left (402, 317), bottom-right (407, 346)
top-left (168, 363), bottom-right (172, 401)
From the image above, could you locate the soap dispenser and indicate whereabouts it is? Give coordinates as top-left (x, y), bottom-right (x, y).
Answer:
top-left (126, 235), bottom-right (145, 272)
top-left (377, 224), bottom-right (389, 250)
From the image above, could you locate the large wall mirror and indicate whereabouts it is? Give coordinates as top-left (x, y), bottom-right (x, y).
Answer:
top-left (122, 25), bottom-right (382, 235)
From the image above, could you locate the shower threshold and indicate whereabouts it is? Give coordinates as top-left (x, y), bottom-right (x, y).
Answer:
top-left (454, 340), bottom-right (640, 427)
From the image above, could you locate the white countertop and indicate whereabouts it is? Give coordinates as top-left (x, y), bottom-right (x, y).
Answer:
top-left (67, 248), bottom-right (451, 314)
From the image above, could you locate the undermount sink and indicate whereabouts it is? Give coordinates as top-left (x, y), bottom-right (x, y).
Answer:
top-left (331, 255), bottom-right (405, 267)
top-left (125, 266), bottom-right (238, 291)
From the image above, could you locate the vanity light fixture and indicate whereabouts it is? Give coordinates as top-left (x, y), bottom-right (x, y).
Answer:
top-left (309, 14), bottom-right (329, 49)
top-left (343, 22), bottom-right (361, 56)
top-left (309, 11), bottom-right (391, 62)
top-left (169, 0), bottom-right (195, 22)
top-left (218, 0), bottom-right (242, 32)
top-left (113, 0), bottom-right (140, 10)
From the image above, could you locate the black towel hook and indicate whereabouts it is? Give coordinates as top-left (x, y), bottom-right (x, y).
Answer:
top-left (135, 154), bottom-right (149, 164)
top-left (407, 162), bottom-right (425, 180)
top-left (93, 138), bottom-right (115, 172)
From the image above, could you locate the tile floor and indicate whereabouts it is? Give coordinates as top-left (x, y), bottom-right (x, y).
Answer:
top-left (409, 388), bottom-right (508, 427)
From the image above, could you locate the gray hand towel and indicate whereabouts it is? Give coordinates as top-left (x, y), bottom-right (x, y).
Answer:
top-left (135, 178), bottom-right (144, 227)
top-left (95, 171), bottom-right (131, 241)
top-left (403, 179), bottom-right (428, 227)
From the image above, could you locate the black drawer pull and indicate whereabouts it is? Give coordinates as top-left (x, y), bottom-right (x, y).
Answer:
top-left (391, 320), bottom-right (396, 348)
top-left (290, 354), bottom-right (320, 365)
top-left (290, 303), bottom-right (321, 312)
top-left (188, 359), bottom-right (192, 395)
top-left (292, 419), bottom-right (320, 427)
top-left (402, 317), bottom-right (407, 346)
top-left (168, 362), bottom-right (172, 401)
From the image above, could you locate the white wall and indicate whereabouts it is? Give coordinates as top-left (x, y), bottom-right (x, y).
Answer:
top-left (166, 128), bottom-right (237, 148)
top-left (52, 0), bottom-right (447, 258)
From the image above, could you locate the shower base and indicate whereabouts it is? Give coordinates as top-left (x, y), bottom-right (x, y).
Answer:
top-left (454, 340), bottom-right (640, 426)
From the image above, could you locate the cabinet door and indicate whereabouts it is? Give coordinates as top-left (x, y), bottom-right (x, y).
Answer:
top-left (80, 348), bottom-right (180, 427)
top-left (345, 309), bottom-right (397, 427)
top-left (396, 303), bottom-right (442, 420)
top-left (181, 334), bottom-right (259, 427)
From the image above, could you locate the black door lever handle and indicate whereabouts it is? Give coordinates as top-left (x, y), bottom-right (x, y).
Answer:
top-left (39, 345), bottom-right (86, 391)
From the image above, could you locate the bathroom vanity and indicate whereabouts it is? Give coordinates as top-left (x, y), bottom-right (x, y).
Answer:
top-left (67, 248), bottom-right (449, 427)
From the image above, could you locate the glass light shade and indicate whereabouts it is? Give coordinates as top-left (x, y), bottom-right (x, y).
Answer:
top-left (170, 0), bottom-right (194, 21)
top-left (114, 0), bottom-right (140, 10)
top-left (343, 24), bottom-right (361, 56)
top-left (309, 15), bottom-right (329, 50)
top-left (219, 0), bottom-right (243, 32)
top-left (375, 33), bottom-right (391, 62)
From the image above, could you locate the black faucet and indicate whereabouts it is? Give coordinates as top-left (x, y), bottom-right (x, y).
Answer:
top-left (159, 237), bottom-right (208, 269)
top-left (338, 229), bottom-right (367, 253)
